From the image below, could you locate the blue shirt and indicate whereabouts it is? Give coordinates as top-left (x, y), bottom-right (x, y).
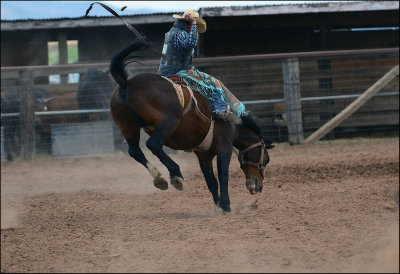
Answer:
top-left (172, 24), bottom-right (198, 52)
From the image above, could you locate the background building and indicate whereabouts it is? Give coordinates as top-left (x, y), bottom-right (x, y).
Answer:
top-left (1, 1), bottom-right (399, 160)
top-left (1, 1), bottom-right (398, 67)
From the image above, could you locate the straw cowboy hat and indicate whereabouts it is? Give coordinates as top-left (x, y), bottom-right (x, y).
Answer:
top-left (173, 9), bottom-right (207, 33)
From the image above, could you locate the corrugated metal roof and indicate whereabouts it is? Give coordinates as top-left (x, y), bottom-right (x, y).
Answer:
top-left (199, 1), bottom-right (399, 17)
top-left (1, 1), bottom-right (398, 31)
top-left (0, 12), bottom-right (178, 31)
top-left (2, 1), bottom-right (397, 23)
top-left (198, 1), bottom-right (353, 11)
top-left (0, 11), bottom-right (179, 23)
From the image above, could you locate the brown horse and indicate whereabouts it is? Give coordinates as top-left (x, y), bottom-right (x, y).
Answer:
top-left (109, 39), bottom-right (274, 212)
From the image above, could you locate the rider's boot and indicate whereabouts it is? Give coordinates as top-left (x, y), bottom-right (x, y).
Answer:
top-left (212, 100), bottom-right (241, 125)
top-left (212, 110), bottom-right (241, 125)
top-left (225, 111), bottom-right (242, 125)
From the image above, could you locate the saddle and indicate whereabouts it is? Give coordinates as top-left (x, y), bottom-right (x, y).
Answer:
top-left (161, 73), bottom-right (214, 152)
top-left (179, 69), bottom-right (247, 116)
top-left (162, 69), bottom-right (246, 151)
top-left (162, 74), bottom-right (209, 122)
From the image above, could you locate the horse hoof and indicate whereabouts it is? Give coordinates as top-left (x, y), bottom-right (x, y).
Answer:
top-left (170, 176), bottom-right (183, 191)
top-left (153, 177), bottom-right (168, 190)
top-left (214, 204), bottom-right (224, 215)
top-left (214, 203), bottom-right (231, 214)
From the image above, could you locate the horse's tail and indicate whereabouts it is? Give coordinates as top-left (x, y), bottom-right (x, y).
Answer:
top-left (109, 38), bottom-right (149, 97)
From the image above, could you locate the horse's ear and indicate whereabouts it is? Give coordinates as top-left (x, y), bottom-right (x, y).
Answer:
top-left (262, 135), bottom-right (275, 149)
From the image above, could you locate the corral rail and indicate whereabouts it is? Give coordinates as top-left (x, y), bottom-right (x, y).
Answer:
top-left (1, 48), bottom-right (398, 160)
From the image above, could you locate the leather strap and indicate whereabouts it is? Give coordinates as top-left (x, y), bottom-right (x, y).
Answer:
top-left (182, 86), bottom-right (210, 123)
top-left (180, 86), bottom-right (213, 151)
top-left (239, 141), bottom-right (267, 172)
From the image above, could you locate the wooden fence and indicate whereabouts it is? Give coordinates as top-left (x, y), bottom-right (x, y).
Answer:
top-left (1, 48), bottom-right (399, 160)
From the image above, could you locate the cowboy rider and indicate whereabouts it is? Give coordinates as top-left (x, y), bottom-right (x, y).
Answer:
top-left (159, 9), bottom-right (244, 123)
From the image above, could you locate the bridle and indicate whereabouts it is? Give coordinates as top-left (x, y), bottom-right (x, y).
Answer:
top-left (235, 140), bottom-right (268, 173)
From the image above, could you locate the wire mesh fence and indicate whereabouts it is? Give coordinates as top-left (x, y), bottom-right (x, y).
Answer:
top-left (1, 48), bottom-right (399, 161)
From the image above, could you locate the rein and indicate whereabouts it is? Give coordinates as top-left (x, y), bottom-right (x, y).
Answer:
top-left (85, 2), bottom-right (166, 66)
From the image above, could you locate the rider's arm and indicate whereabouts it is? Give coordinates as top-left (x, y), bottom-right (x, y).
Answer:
top-left (173, 24), bottom-right (199, 51)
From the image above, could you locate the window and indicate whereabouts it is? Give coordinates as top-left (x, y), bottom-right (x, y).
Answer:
top-left (67, 40), bottom-right (79, 83)
top-left (48, 41), bottom-right (60, 84)
top-left (47, 40), bottom-right (79, 84)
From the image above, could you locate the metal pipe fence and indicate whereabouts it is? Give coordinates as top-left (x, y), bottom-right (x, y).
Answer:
top-left (1, 48), bottom-right (399, 161)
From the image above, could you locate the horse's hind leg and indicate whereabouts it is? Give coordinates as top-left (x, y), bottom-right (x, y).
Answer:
top-left (111, 102), bottom-right (168, 190)
top-left (125, 138), bottom-right (168, 190)
top-left (145, 119), bottom-right (184, 191)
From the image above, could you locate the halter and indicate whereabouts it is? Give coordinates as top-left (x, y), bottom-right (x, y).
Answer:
top-left (237, 140), bottom-right (267, 173)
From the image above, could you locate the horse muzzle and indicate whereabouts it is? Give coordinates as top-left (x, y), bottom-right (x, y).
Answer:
top-left (245, 177), bottom-right (263, 195)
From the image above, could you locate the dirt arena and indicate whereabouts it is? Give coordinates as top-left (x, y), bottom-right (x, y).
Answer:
top-left (1, 137), bottom-right (399, 273)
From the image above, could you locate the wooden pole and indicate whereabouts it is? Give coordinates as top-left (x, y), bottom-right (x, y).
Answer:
top-left (304, 64), bottom-right (399, 144)
top-left (19, 70), bottom-right (36, 160)
top-left (282, 57), bottom-right (304, 145)
top-left (58, 31), bottom-right (68, 85)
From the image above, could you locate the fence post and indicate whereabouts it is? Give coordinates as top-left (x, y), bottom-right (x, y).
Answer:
top-left (282, 57), bottom-right (304, 145)
top-left (304, 64), bottom-right (399, 144)
top-left (19, 70), bottom-right (36, 161)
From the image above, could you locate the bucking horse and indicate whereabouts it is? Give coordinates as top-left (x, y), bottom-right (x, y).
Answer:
top-left (87, 2), bottom-right (274, 213)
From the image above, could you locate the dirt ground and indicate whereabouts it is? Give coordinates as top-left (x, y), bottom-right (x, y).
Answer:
top-left (1, 137), bottom-right (399, 273)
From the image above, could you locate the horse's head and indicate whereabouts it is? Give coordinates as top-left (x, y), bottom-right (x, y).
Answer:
top-left (235, 115), bottom-right (274, 195)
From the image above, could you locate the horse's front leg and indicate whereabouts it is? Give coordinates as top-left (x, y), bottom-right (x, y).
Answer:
top-left (195, 152), bottom-right (220, 206)
top-left (212, 120), bottom-right (234, 213)
top-left (216, 146), bottom-right (233, 213)
top-left (146, 119), bottom-right (184, 190)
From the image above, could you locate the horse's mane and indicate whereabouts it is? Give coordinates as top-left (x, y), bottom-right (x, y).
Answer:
top-left (241, 114), bottom-right (262, 136)
top-left (109, 38), bottom-right (149, 91)
top-left (241, 114), bottom-right (274, 148)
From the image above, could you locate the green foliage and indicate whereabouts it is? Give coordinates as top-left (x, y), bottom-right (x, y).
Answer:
top-left (48, 42), bottom-right (59, 65)
top-left (67, 40), bottom-right (78, 64)
top-left (47, 40), bottom-right (78, 65)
